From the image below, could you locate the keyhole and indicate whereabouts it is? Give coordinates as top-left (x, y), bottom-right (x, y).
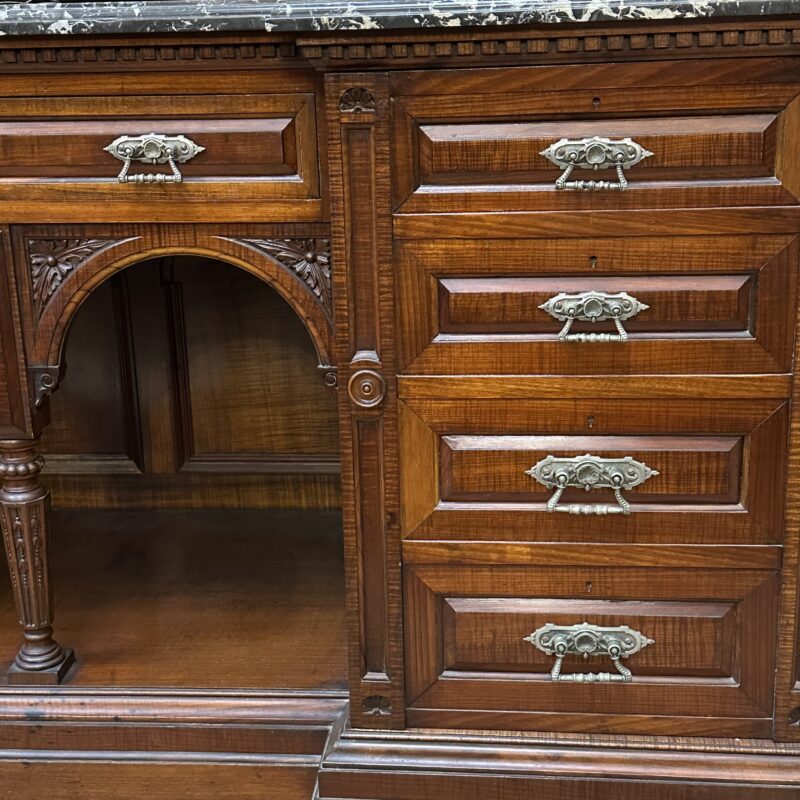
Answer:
top-left (589, 255), bottom-right (598, 269)
top-left (592, 96), bottom-right (601, 109)
top-left (585, 581), bottom-right (593, 593)
top-left (587, 415), bottom-right (595, 429)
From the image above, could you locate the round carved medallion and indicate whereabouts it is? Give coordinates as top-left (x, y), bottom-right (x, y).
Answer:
top-left (348, 369), bottom-right (385, 408)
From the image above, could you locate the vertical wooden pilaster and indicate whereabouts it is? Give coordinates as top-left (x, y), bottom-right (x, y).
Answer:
top-left (775, 244), bottom-right (800, 740)
top-left (327, 74), bottom-right (404, 728)
top-left (0, 439), bottom-right (74, 683)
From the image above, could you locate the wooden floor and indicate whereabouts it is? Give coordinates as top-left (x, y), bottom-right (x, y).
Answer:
top-left (0, 509), bottom-right (348, 691)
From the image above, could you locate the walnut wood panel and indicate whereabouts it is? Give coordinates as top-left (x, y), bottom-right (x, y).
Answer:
top-left (391, 57), bottom-right (800, 214)
top-left (40, 275), bottom-right (140, 472)
top-left (0, 761), bottom-right (319, 800)
top-left (404, 564), bottom-right (778, 736)
top-left (393, 207), bottom-right (800, 241)
top-left (399, 398), bottom-right (788, 545)
top-left (398, 374), bottom-right (792, 400)
top-left (0, 72), bottom-right (325, 223)
top-left (397, 235), bottom-right (798, 375)
top-left (170, 257), bottom-right (339, 468)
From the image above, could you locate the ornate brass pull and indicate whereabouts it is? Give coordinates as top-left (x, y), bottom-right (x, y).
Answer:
top-left (540, 136), bottom-right (653, 191)
top-left (526, 454), bottom-right (658, 515)
top-left (104, 133), bottom-right (204, 183)
top-left (524, 622), bottom-right (654, 683)
top-left (539, 290), bottom-right (648, 342)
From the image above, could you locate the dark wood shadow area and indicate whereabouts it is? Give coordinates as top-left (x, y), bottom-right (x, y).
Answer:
top-left (0, 509), bottom-right (347, 690)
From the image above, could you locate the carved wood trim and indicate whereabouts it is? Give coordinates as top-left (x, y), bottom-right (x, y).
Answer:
top-left (227, 237), bottom-right (332, 321)
top-left (0, 20), bottom-right (796, 74)
top-left (16, 228), bottom-right (334, 383)
top-left (0, 37), bottom-right (302, 71)
top-left (26, 238), bottom-right (125, 320)
top-left (300, 19), bottom-right (800, 66)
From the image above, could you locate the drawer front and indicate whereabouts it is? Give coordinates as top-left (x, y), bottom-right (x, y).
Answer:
top-left (0, 83), bottom-right (322, 222)
top-left (405, 563), bottom-right (778, 736)
top-left (399, 398), bottom-right (787, 544)
top-left (392, 58), bottom-right (800, 214)
top-left (397, 235), bottom-right (799, 374)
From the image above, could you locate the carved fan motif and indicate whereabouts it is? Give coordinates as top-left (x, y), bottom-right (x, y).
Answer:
top-left (339, 87), bottom-right (376, 112)
top-left (28, 239), bottom-right (117, 318)
top-left (235, 238), bottom-right (332, 318)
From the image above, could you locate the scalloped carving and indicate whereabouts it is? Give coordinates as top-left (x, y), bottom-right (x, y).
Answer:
top-left (339, 87), bottom-right (376, 112)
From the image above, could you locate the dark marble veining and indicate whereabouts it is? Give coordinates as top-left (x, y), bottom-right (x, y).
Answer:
top-left (0, 0), bottom-right (797, 36)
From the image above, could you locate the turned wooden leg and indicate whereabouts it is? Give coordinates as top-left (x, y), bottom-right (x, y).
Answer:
top-left (0, 440), bottom-right (74, 684)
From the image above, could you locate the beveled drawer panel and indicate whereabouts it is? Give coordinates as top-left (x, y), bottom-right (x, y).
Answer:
top-left (404, 563), bottom-right (778, 736)
top-left (0, 80), bottom-right (322, 222)
top-left (391, 58), bottom-right (800, 213)
top-left (397, 235), bottom-right (799, 374)
top-left (399, 398), bottom-right (788, 544)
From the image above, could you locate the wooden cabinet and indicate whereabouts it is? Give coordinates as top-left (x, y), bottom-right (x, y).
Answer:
top-left (1, 12), bottom-right (800, 800)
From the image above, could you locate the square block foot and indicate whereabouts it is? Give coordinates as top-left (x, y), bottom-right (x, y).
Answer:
top-left (7, 649), bottom-right (75, 685)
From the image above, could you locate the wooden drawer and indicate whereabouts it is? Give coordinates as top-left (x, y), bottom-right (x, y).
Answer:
top-left (391, 57), bottom-right (800, 214)
top-left (405, 563), bottom-right (778, 736)
top-left (0, 81), bottom-right (322, 222)
top-left (399, 397), bottom-right (788, 544)
top-left (397, 235), bottom-right (799, 374)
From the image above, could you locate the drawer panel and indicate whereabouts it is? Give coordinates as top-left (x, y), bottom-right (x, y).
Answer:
top-left (399, 398), bottom-right (788, 544)
top-left (397, 235), bottom-right (799, 374)
top-left (405, 563), bottom-right (778, 736)
top-left (392, 58), bottom-right (800, 214)
top-left (0, 85), bottom-right (322, 222)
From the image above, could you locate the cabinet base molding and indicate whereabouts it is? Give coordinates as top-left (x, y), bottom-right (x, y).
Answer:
top-left (319, 731), bottom-right (800, 798)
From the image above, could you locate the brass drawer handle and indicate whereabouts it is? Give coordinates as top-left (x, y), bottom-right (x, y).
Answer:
top-left (540, 136), bottom-right (653, 191)
top-left (540, 290), bottom-right (648, 342)
top-left (104, 133), bottom-right (205, 183)
top-left (524, 622), bottom-right (654, 683)
top-left (526, 454), bottom-right (658, 515)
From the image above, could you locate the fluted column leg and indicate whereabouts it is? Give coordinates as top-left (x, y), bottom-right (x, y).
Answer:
top-left (0, 440), bottom-right (74, 684)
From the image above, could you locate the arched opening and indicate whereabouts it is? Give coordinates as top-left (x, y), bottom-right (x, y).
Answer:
top-left (0, 254), bottom-right (347, 691)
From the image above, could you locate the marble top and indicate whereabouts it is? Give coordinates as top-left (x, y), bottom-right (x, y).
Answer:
top-left (0, 0), bottom-right (797, 37)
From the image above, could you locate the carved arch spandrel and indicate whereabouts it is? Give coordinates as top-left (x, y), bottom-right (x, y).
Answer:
top-left (14, 227), bottom-right (336, 409)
